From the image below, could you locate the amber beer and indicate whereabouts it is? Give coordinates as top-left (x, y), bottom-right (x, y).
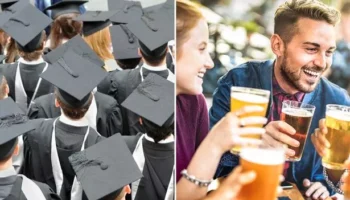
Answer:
top-left (238, 147), bottom-right (285, 200)
top-left (322, 105), bottom-right (350, 170)
top-left (281, 101), bottom-right (314, 161)
top-left (230, 87), bottom-right (270, 154)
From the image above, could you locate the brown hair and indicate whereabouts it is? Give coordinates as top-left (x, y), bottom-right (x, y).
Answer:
top-left (55, 90), bottom-right (92, 120)
top-left (274, 0), bottom-right (340, 44)
top-left (341, 2), bottom-right (350, 15)
top-left (0, 30), bottom-right (9, 54)
top-left (84, 27), bottom-right (113, 61)
top-left (0, 76), bottom-right (7, 100)
top-left (176, 0), bottom-right (204, 58)
top-left (49, 13), bottom-right (82, 49)
top-left (5, 38), bottom-right (18, 63)
top-left (16, 31), bottom-right (47, 61)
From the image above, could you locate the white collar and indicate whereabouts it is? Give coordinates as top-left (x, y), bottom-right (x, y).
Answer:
top-left (144, 134), bottom-right (174, 144)
top-left (59, 113), bottom-right (89, 127)
top-left (18, 57), bottom-right (45, 65)
top-left (0, 166), bottom-right (16, 178)
top-left (142, 63), bottom-right (167, 71)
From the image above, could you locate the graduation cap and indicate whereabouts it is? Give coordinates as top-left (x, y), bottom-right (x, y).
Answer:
top-left (0, 0), bottom-right (19, 11)
top-left (110, 24), bottom-right (140, 60)
top-left (109, 1), bottom-right (143, 24)
top-left (122, 73), bottom-right (174, 127)
top-left (0, 3), bottom-right (52, 52)
top-left (126, 9), bottom-right (173, 58)
top-left (44, 0), bottom-right (88, 19)
top-left (43, 35), bottom-right (104, 67)
top-left (40, 49), bottom-right (107, 108)
top-left (0, 98), bottom-right (36, 159)
top-left (74, 10), bottom-right (117, 36)
top-left (0, 0), bottom-right (27, 26)
top-left (69, 133), bottom-right (143, 200)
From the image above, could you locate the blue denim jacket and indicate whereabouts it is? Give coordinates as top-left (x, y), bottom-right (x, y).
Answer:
top-left (209, 60), bottom-right (350, 193)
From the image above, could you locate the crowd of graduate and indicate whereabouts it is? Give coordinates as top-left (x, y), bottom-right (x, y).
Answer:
top-left (0, 0), bottom-right (175, 199)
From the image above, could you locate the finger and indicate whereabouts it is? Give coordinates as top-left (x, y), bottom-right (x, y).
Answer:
top-left (277, 186), bottom-right (283, 195)
top-left (239, 117), bottom-right (268, 126)
top-left (319, 119), bottom-right (328, 134)
top-left (275, 121), bottom-right (296, 135)
top-left (276, 132), bottom-right (300, 148)
top-left (305, 182), bottom-right (323, 197)
top-left (286, 148), bottom-right (296, 157)
top-left (235, 127), bottom-right (266, 136)
top-left (233, 137), bottom-right (263, 146)
top-left (318, 190), bottom-right (330, 200)
top-left (262, 133), bottom-right (282, 148)
top-left (234, 106), bottom-right (265, 116)
top-left (312, 186), bottom-right (328, 199)
top-left (226, 166), bottom-right (242, 182)
top-left (311, 134), bottom-right (327, 157)
top-left (315, 128), bottom-right (330, 148)
top-left (303, 179), bottom-right (311, 187)
top-left (237, 171), bottom-right (256, 185)
top-left (280, 175), bottom-right (285, 182)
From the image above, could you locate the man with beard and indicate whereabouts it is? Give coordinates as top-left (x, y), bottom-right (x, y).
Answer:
top-left (209, 0), bottom-right (350, 199)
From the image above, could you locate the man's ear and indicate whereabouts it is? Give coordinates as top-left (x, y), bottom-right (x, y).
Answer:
top-left (55, 98), bottom-right (60, 108)
top-left (139, 118), bottom-right (143, 125)
top-left (270, 34), bottom-right (285, 57)
top-left (12, 144), bottom-right (19, 156)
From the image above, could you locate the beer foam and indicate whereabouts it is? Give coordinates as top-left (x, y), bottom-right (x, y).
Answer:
top-left (282, 108), bottom-right (313, 117)
top-left (231, 93), bottom-right (269, 104)
top-left (240, 148), bottom-right (285, 165)
top-left (327, 110), bottom-right (350, 122)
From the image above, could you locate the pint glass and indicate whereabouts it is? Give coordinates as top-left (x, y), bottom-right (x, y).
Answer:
top-left (281, 100), bottom-right (315, 161)
top-left (322, 105), bottom-right (350, 170)
top-left (237, 146), bottom-right (285, 200)
top-left (230, 87), bottom-right (270, 154)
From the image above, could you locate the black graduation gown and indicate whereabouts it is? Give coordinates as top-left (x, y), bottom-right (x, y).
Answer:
top-left (27, 92), bottom-right (123, 137)
top-left (1, 62), bottom-right (54, 106)
top-left (22, 119), bottom-right (104, 200)
top-left (124, 133), bottom-right (174, 200)
top-left (0, 175), bottom-right (61, 200)
top-left (166, 52), bottom-right (174, 74)
top-left (97, 70), bottom-right (120, 95)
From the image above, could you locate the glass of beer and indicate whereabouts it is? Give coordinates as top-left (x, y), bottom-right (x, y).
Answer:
top-left (237, 145), bottom-right (285, 200)
top-left (230, 86), bottom-right (270, 154)
top-left (281, 100), bottom-right (315, 162)
top-left (322, 104), bottom-right (350, 170)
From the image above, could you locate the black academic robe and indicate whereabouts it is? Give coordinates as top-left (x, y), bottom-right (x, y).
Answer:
top-left (166, 52), bottom-right (174, 74)
top-left (0, 175), bottom-right (61, 200)
top-left (22, 119), bottom-right (104, 200)
top-left (1, 62), bottom-right (54, 106)
top-left (124, 133), bottom-right (174, 200)
top-left (97, 70), bottom-right (120, 95)
top-left (27, 92), bottom-right (123, 137)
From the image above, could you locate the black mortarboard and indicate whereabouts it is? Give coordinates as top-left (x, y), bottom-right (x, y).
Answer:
top-left (44, 0), bottom-right (88, 19)
top-left (43, 35), bottom-right (104, 67)
top-left (110, 24), bottom-right (140, 60)
top-left (69, 133), bottom-right (143, 200)
top-left (109, 1), bottom-right (143, 24)
top-left (126, 9), bottom-right (173, 57)
top-left (40, 49), bottom-right (107, 108)
top-left (0, 98), bottom-right (35, 159)
top-left (74, 10), bottom-right (117, 36)
top-left (0, 3), bottom-right (52, 52)
top-left (0, 0), bottom-right (18, 11)
top-left (122, 73), bottom-right (174, 127)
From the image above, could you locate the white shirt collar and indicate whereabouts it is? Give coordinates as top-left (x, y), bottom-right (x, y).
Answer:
top-left (144, 134), bottom-right (174, 144)
top-left (0, 166), bottom-right (16, 178)
top-left (142, 63), bottom-right (167, 71)
top-left (59, 112), bottom-right (89, 127)
top-left (18, 57), bottom-right (45, 65)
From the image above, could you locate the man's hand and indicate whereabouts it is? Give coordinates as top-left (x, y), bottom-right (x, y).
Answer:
top-left (311, 119), bottom-right (330, 157)
top-left (263, 121), bottom-right (299, 157)
top-left (303, 179), bottom-right (330, 200)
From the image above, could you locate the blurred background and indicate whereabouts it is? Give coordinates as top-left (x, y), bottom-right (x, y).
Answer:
top-left (189, 0), bottom-right (350, 107)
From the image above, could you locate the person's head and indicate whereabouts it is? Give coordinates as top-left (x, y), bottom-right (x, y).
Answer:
top-left (54, 88), bottom-right (92, 120)
top-left (50, 13), bottom-right (83, 49)
top-left (272, 0), bottom-right (340, 93)
top-left (16, 31), bottom-right (46, 61)
top-left (340, 2), bottom-right (350, 42)
top-left (101, 185), bottom-right (131, 200)
top-left (0, 138), bottom-right (19, 164)
top-left (84, 26), bottom-right (113, 62)
top-left (0, 76), bottom-right (9, 100)
top-left (138, 41), bottom-right (168, 66)
top-left (176, 0), bottom-right (214, 95)
top-left (116, 58), bottom-right (141, 70)
top-left (140, 116), bottom-right (174, 143)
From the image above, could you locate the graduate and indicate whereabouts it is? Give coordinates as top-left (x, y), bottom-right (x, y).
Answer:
top-left (0, 2), bottom-right (54, 112)
top-left (0, 98), bottom-right (60, 200)
top-left (69, 133), bottom-right (143, 200)
top-left (122, 74), bottom-right (174, 200)
top-left (29, 36), bottom-right (123, 138)
top-left (22, 49), bottom-right (106, 200)
top-left (109, 8), bottom-right (174, 136)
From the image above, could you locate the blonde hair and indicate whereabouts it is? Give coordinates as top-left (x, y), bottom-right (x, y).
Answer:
top-left (275, 0), bottom-right (340, 44)
top-left (84, 26), bottom-right (113, 61)
top-left (176, 0), bottom-right (204, 59)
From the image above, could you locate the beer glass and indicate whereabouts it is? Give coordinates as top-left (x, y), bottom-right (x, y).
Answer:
top-left (281, 100), bottom-right (315, 162)
top-left (322, 104), bottom-right (350, 170)
top-left (230, 86), bottom-right (270, 154)
top-left (237, 145), bottom-right (285, 200)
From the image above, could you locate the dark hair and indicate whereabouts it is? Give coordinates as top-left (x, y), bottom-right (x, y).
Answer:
top-left (116, 58), bottom-right (141, 70)
top-left (341, 2), bottom-right (350, 14)
top-left (0, 138), bottom-right (18, 162)
top-left (274, 0), bottom-right (340, 44)
top-left (142, 116), bottom-right (174, 143)
top-left (55, 90), bottom-right (92, 120)
top-left (5, 38), bottom-right (18, 63)
top-left (16, 31), bottom-right (47, 61)
top-left (49, 13), bottom-right (82, 49)
top-left (0, 76), bottom-right (7, 100)
top-left (139, 42), bottom-right (168, 66)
